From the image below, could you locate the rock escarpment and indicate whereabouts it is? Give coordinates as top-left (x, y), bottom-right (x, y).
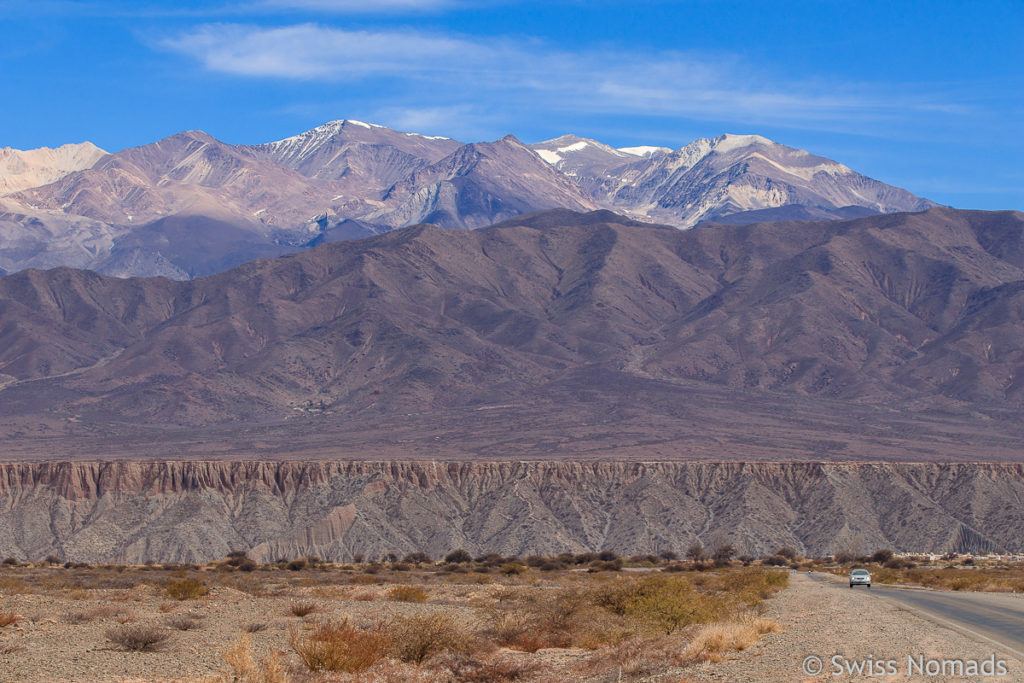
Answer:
top-left (0, 461), bottom-right (1020, 563)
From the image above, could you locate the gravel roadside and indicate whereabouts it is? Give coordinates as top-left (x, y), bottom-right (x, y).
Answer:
top-left (688, 573), bottom-right (1024, 682)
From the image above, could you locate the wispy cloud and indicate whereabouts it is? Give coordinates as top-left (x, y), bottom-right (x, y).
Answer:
top-left (159, 23), bottom-right (969, 134)
top-left (254, 0), bottom-right (467, 12)
top-left (163, 23), bottom-right (479, 78)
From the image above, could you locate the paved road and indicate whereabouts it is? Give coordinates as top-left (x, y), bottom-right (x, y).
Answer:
top-left (809, 572), bottom-right (1024, 658)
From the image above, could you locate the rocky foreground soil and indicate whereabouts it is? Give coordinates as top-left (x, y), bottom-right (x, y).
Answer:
top-left (1, 569), bottom-right (1019, 682)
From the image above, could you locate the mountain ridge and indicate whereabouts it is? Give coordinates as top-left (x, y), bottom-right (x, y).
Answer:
top-left (1, 206), bottom-right (1023, 462)
top-left (0, 121), bottom-right (937, 278)
top-left (1, 460), bottom-right (1021, 562)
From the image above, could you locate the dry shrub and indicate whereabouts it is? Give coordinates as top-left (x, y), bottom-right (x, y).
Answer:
top-left (867, 566), bottom-right (1024, 593)
top-left (481, 608), bottom-right (535, 647)
top-left (288, 600), bottom-right (320, 617)
top-left (0, 613), bottom-right (23, 627)
top-left (529, 586), bottom-right (590, 647)
top-left (225, 576), bottom-right (267, 597)
top-left (167, 614), bottom-right (202, 631)
top-left (430, 653), bottom-right (542, 682)
top-left (584, 636), bottom-right (683, 678)
top-left (165, 577), bottom-right (209, 601)
top-left (0, 643), bottom-right (25, 655)
top-left (712, 569), bottom-right (789, 605)
top-left (205, 634), bottom-right (289, 683)
top-left (65, 606), bottom-right (124, 624)
top-left (158, 602), bottom-right (176, 613)
top-left (244, 622), bottom-right (268, 633)
top-left (290, 618), bottom-right (388, 672)
top-left (105, 624), bottom-right (171, 651)
top-left (0, 578), bottom-right (31, 594)
top-left (592, 580), bottom-right (642, 616)
top-left (683, 616), bottom-right (780, 663)
top-left (385, 612), bottom-right (475, 664)
top-left (350, 575), bottom-right (381, 585)
top-left (626, 576), bottom-right (728, 634)
top-left (485, 586), bottom-right (624, 651)
top-left (387, 585), bottom-right (428, 603)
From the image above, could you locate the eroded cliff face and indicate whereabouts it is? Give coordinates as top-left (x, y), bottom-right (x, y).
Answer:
top-left (0, 461), bottom-right (1020, 563)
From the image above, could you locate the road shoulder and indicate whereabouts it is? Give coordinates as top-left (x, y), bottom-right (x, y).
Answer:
top-left (688, 573), bottom-right (1024, 682)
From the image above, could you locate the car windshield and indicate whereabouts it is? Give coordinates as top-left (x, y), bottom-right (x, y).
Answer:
top-left (852, 570), bottom-right (869, 576)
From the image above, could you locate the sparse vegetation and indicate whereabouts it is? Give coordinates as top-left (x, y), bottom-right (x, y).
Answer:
top-left (105, 624), bottom-right (171, 651)
top-left (683, 615), bottom-right (781, 663)
top-left (444, 549), bottom-right (472, 564)
top-left (166, 614), bottom-right (202, 630)
top-left (289, 618), bottom-right (388, 672)
top-left (387, 585), bottom-right (428, 602)
top-left (849, 565), bottom-right (1024, 593)
top-left (165, 577), bottom-right (209, 600)
top-left (208, 634), bottom-right (289, 683)
top-left (287, 600), bottom-right (319, 617)
top-left (0, 612), bottom-right (24, 627)
top-left (386, 612), bottom-right (475, 664)
top-left (0, 550), bottom-right (805, 680)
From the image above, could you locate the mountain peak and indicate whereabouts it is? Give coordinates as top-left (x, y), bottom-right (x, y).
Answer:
top-left (710, 133), bottom-right (775, 153)
top-left (0, 141), bottom-right (108, 195)
top-left (530, 135), bottom-right (629, 166)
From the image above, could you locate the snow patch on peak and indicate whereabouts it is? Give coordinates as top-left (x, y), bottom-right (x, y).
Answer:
top-left (345, 120), bottom-right (383, 129)
top-left (403, 132), bottom-right (451, 140)
top-left (619, 146), bottom-right (671, 157)
top-left (535, 149), bottom-right (562, 164)
top-left (557, 141), bottom-right (590, 153)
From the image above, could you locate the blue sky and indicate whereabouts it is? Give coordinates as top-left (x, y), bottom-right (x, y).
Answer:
top-left (1, 0), bottom-right (1021, 210)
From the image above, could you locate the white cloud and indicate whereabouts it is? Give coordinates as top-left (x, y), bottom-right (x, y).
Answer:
top-left (162, 23), bottom-right (477, 78)
top-left (371, 104), bottom-right (497, 139)
top-left (257, 0), bottom-right (463, 11)
top-left (161, 23), bottom-right (966, 131)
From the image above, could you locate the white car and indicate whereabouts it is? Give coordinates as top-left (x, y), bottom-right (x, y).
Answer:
top-left (849, 568), bottom-right (871, 588)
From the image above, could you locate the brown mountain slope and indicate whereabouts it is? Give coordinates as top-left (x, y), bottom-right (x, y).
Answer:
top-left (1, 207), bottom-right (1024, 460)
top-left (0, 461), bottom-right (1021, 562)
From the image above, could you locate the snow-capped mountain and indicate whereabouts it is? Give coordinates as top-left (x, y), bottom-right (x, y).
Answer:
top-left (0, 122), bottom-right (937, 278)
top-left (532, 133), bottom-right (934, 227)
top-left (248, 119), bottom-right (461, 188)
top-left (529, 135), bottom-right (637, 176)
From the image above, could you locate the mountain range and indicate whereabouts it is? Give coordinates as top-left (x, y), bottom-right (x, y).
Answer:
top-left (1, 206), bottom-right (1022, 462)
top-left (0, 121), bottom-right (934, 279)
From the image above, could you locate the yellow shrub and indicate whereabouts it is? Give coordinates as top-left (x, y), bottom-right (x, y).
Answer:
top-left (387, 585), bottom-right (428, 603)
